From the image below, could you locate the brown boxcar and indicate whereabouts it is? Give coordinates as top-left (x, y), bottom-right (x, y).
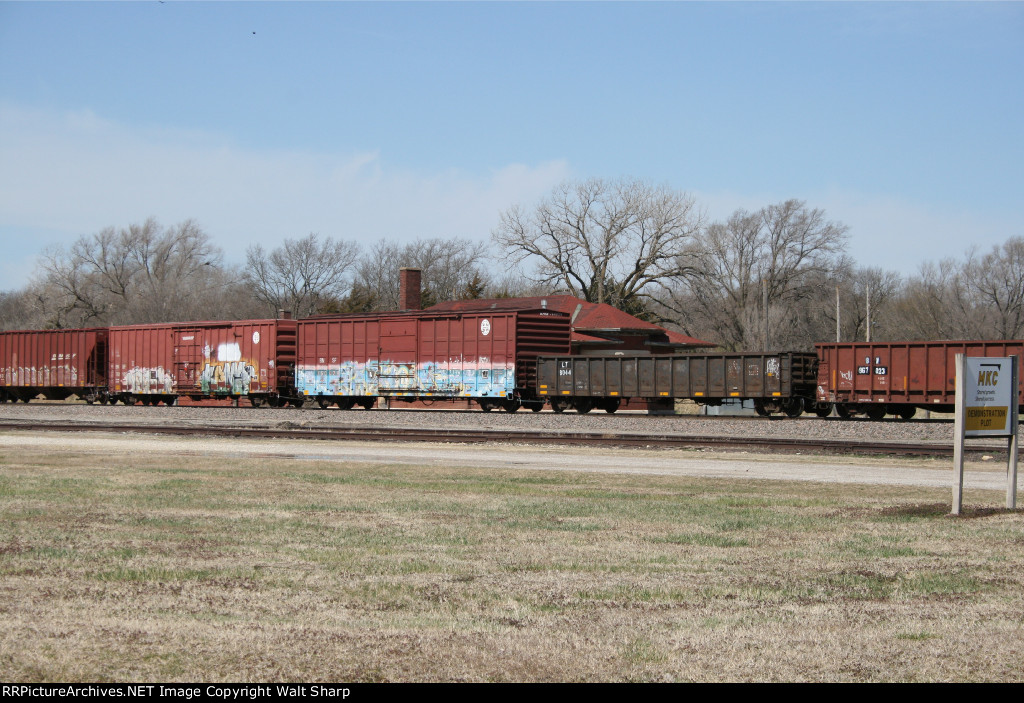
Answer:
top-left (295, 308), bottom-right (570, 411)
top-left (0, 328), bottom-right (108, 403)
top-left (107, 319), bottom-right (297, 406)
top-left (536, 352), bottom-right (821, 416)
top-left (815, 340), bottom-right (1024, 419)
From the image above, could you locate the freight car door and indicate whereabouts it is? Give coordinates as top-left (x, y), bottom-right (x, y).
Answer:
top-left (378, 319), bottom-right (418, 393)
top-left (174, 328), bottom-right (204, 392)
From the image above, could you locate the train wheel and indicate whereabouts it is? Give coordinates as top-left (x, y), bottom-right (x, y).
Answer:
top-left (479, 400), bottom-right (493, 412)
top-left (359, 398), bottom-right (375, 410)
top-left (338, 398), bottom-right (356, 410)
top-left (291, 397), bottom-right (306, 409)
top-left (813, 403), bottom-right (834, 418)
top-left (783, 398), bottom-right (804, 418)
top-left (603, 398), bottom-right (621, 414)
top-left (864, 404), bottom-right (887, 421)
top-left (753, 399), bottom-right (769, 417)
top-left (316, 396), bottom-right (333, 409)
top-left (530, 403), bottom-right (544, 413)
top-left (896, 406), bottom-right (917, 420)
top-left (249, 396), bottom-right (265, 408)
top-left (574, 399), bottom-right (593, 414)
top-left (502, 400), bottom-right (520, 413)
top-left (835, 404), bottom-right (852, 419)
top-left (550, 400), bottom-right (566, 414)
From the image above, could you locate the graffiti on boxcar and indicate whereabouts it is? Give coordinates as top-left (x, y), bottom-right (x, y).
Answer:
top-left (294, 358), bottom-right (516, 398)
top-left (766, 358), bottom-right (780, 377)
top-left (199, 360), bottom-right (258, 394)
top-left (123, 366), bottom-right (175, 394)
top-left (216, 342), bottom-right (242, 362)
top-left (2, 364), bottom-right (81, 386)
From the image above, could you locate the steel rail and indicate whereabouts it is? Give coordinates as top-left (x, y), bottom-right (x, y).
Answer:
top-left (0, 419), bottom-right (1015, 458)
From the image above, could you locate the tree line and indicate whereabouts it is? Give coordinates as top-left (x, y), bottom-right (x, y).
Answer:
top-left (2, 178), bottom-right (1022, 351)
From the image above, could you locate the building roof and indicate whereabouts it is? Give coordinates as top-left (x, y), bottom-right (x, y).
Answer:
top-left (427, 295), bottom-right (713, 348)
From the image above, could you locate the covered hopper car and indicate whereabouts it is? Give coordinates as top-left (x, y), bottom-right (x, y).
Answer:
top-left (0, 328), bottom-right (108, 403)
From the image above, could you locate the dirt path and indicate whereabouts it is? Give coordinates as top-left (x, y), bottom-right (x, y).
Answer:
top-left (2, 430), bottom-right (1017, 492)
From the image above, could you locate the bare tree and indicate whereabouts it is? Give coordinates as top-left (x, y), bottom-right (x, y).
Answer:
top-left (888, 236), bottom-right (1024, 341)
top-left (245, 233), bottom-right (360, 318)
top-left (353, 237), bottom-right (491, 310)
top-left (0, 284), bottom-right (52, 331)
top-left (486, 268), bottom-right (555, 300)
top-left (667, 200), bottom-right (848, 350)
top-left (37, 218), bottom-right (230, 326)
top-left (492, 178), bottom-right (704, 312)
top-left (962, 236), bottom-right (1024, 339)
top-left (826, 266), bottom-right (903, 343)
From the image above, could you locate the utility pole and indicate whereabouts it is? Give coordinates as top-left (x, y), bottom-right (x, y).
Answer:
top-left (866, 283), bottom-right (871, 343)
top-left (763, 277), bottom-right (769, 350)
top-left (836, 285), bottom-right (840, 343)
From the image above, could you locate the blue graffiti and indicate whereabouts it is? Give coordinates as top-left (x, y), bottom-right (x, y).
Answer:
top-left (295, 359), bottom-right (515, 397)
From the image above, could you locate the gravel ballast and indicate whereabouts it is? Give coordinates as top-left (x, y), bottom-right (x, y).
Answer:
top-left (0, 400), bottom-right (975, 445)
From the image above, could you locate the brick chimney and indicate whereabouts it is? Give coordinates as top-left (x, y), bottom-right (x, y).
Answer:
top-left (399, 267), bottom-right (422, 311)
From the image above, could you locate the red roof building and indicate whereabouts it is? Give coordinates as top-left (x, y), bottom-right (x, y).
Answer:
top-left (426, 295), bottom-right (713, 355)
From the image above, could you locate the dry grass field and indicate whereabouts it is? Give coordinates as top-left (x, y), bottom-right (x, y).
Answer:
top-left (1, 433), bottom-right (1022, 682)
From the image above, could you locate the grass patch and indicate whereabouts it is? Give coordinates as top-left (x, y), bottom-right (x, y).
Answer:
top-left (1, 436), bottom-right (1022, 682)
top-left (660, 532), bottom-right (750, 548)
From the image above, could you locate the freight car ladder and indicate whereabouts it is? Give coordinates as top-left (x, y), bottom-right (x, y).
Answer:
top-left (275, 324), bottom-right (297, 397)
top-left (513, 311), bottom-right (572, 394)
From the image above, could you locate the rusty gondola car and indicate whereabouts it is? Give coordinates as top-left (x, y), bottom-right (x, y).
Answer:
top-left (0, 328), bottom-right (109, 403)
top-left (816, 340), bottom-right (1024, 420)
top-left (295, 308), bottom-right (571, 411)
top-left (536, 351), bottom-right (823, 416)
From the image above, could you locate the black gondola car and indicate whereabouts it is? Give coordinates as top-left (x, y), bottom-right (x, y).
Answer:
top-left (536, 352), bottom-right (823, 416)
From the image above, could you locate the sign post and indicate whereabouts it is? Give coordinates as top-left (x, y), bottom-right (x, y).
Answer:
top-left (952, 355), bottom-right (1020, 515)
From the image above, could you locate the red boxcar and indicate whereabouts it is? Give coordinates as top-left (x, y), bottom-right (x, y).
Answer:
top-left (0, 328), bottom-right (108, 403)
top-left (107, 319), bottom-right (297, 406)
top-left (816, 340), bottom-right (1024, 419)
top-left (295, 308), bottom-right (570, 411)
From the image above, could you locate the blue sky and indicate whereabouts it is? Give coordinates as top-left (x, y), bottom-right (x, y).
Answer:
top-left (1, 1), bottom-right (1021, 290)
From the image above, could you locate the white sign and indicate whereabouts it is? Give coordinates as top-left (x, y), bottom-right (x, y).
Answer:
top-left (963, 357), bottom-right (1016, 437)
top-left (480, 319), bottom-right (491, 336)
top-left (952, 355), bottom-right (1019, 515)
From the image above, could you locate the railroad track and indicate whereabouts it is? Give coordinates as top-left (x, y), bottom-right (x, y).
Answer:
top-left (0, 419), bottom-right (1014, 458)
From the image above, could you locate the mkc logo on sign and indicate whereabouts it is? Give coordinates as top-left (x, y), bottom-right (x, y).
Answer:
top-left (977, 368), bottom-right (1000, 386)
